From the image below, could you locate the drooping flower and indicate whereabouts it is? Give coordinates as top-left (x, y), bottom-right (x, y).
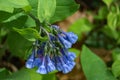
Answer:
top-left (67, 52), bottom-right (76, 61)
top-left (36, 57), bottom-right (47, 74)
top-left (46, 56), bottom-right (56, 72)
top-left (54, 57), bottom-right (63, 71)
top-left (25, 51), bottom-right (35, 69)
top-left (59, 57), bottom-right (72, 74)
top-left (64, 32), bottom-right (78, 44)
top-left (25, 25), bottom-right (78, 74)
top-left (58, 35), bottom-right (72, 48)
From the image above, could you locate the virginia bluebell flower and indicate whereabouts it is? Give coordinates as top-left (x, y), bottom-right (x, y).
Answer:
top-left (68, 52), bottom-right (76, 61)
top-left (36, 57), bottom-right (47, 74)
top-left (58, 35), bottom-right (72, 48)
top-left (64, 32), bottom-right (78, 44)
top-left (26, 51), bottom-right (35, 69)
top-left (25, 25), bottom-right (78, 74)
top-left (46, 56), bottom-right (56, 72)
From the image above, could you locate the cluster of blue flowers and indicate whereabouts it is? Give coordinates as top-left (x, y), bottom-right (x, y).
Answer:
top-left (25, 25), bottom-right (78, 74)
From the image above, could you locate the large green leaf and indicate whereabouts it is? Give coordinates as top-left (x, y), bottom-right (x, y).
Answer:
top-left (28, 0), bottom-right (79, 23)
top-left (68, 18), bottom-right (93, 40)
top-left (37, 0), bottom-right (56, 22)
top-left (7, 31), bottom-right (32, 58)
top-left (0, 0), bottom-right (29, 13)
top-left (81, 45), bottom-right (116, 80)
top-left (50, 0), bottom-right (79, 23)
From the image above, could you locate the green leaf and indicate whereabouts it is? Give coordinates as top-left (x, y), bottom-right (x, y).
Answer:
top-left (7, 0), bottom-right (29, 8)
top-left (37, 0), bottom-right (56, 22)
top-left (3, 15), bottom-right (28, 29)
top-left (103, 0), bottom-right (113, 7)
top-left (102, 25), bottom-right (119, 39)
top-left (25, 16), bottom-right (36, 27)
top-left (0, 11), bottom-right (12, 22)
top-left (28, 0), bottom-right (38, 16)
top-left (81, 45), bottom-right (116, 80)
top-left (112, 60), bottom-right (120, 77)
top-left (13, 27), bottom-right (42, 42)
top-left (3, 68), bottom-right (30, 80)
top-left (0, 8), bottom-right (28, 22)
top-left (50, 0), bottom-right (79, 23)
top-left (117, 13), bottom-right (120, 27)
top-left (95, 6), bottom-right (108, 20)
top-left (28, 0), bottom-right (79, 23)
top-left (7, 31), bottom-right (32, 58)
top-left (0, 68), bottom-right (10, 79)
top-left (0, 0), bottom-right (29, 13)
top-left (107, 12), bottom-right (118, 30)
top-left (0, 0), bottom-right (14, 13)
top-left (69, 48), bottom-right (80, 57)
top-left (112, 48), bottom-right (120, 61)
top-left (28, 68), bottom-right (56, 80)
top-left (3, 12), bottom-right (26, 23)
top-left (68, 18), bottom-right (93, 40)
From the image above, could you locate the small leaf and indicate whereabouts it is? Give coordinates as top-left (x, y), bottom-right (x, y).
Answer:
top-left (117, 13), bottom-right (120, 27)
top-left (107, 12), bottom-right (118, 30)
top-left (37, 0), bottom-right (56, 22)
top-left (22, 5), bottom-right (32, 13)
top-left (13, 27), bottom-right (44, 42)
top-left (103, 0), bottom-right (113, 7)
top-left (81, 45), bottom-right (116, 80)
top-left (112, 60), bottom-right (120, 77)
top-left (25, 16), bottom-right (36, 27)
top-left (28, 68), bottom-right (56, 80)
top-left (69, 48), bottom-right (80, 57)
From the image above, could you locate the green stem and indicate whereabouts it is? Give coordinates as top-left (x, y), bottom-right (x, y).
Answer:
top-left (28, 13), bottom-right (54, 46)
